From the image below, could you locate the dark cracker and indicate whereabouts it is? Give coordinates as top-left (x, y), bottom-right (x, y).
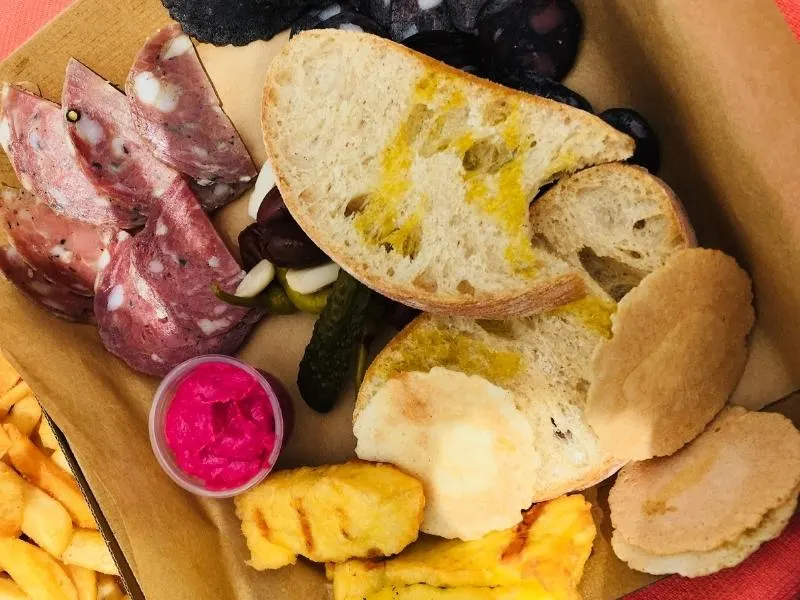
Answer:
top-left (446, 0), bottom-right (491, 32)
top-left (390, 0), bottom-right (454, 41)
top-left (161, 0), bottom-right (312, 46)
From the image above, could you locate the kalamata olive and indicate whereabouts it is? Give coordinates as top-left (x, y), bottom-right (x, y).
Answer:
top-left (238, 223), bottom-right (267, 271)
top-left (599, 108), bottom-right (661, 173)
top-left (292, 4), bottom-right (387, 37)
top-left (498, 69), bottom-right (593, 112)
top-left (256, 187), bottom-right (291, 225)
top-left (403, 30), bottom-right (486, 75)
top-left (261, 220), bottom-right (330, 269)
top-left (478, 0), bottom-right (582, 81)
top-left (389, 0), bottom-right (454, 41)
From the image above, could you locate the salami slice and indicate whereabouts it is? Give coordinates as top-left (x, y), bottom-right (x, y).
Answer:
top-left (62, 59), bottom-right (180, 219)
top-left (0, 84), bottom-right (138, 228)
top-left (131, 178), bottom-right (249, 337)
top-left (126, 24), bottom-right (257, 187)
top-left (95, 236), bottom-right (261, 376)
top-left (0, 185), bottom-right (118, 295)
top-left (0, 245), bottom-right (94, 322)
top-left (188, 178), bottom-right (251, 212)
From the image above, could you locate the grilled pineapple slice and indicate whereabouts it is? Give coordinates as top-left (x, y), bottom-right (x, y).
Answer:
top-left (235, 462), bottom-right (425, 569)
top-left (331, 495), bottom-right (594, 600)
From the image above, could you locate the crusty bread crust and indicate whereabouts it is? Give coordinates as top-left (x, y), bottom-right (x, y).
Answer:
top-left (262, 30), bottom-right (634, 318)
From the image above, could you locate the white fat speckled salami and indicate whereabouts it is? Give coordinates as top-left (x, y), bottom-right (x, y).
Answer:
top-left (95, 233), bottom-right (261, 376)
top-left (131, 178), bottom-right (250, 337)
top-left (126, 24), bottom-right (257, 188)
top-left (0, 245), bottom-right (94, 323)
top-left (0, 185), bottom-right (118, 295)
top-left (62, 59), bottom-right (180, 220)
top-left (0, 84), bottom-right (138, 228)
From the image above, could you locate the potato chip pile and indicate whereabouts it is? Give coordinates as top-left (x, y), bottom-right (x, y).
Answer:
top-left (0, 353), bottom-right (128, 600)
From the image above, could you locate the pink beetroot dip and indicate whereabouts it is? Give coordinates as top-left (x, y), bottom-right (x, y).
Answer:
top-left (164, 361), bottom-right (277, 491)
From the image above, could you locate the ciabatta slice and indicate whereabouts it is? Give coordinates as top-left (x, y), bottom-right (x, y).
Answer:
top-left (262, 30), bottom-right (634, 318)
top-left (355, 164), bottom-right (696, 502)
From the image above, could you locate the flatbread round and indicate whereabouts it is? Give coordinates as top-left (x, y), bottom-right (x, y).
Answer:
top-left (612, 493), bottom-right (798, 577)
top-left (353, 367), bottom-right (539, 540)
top-left (609, 407), bottom-right (800, 555)
top-left (587, 248), bottom-right (754, 460)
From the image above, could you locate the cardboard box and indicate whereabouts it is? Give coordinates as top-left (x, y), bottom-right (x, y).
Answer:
top-left (1, 0), bottom-right (798, 598)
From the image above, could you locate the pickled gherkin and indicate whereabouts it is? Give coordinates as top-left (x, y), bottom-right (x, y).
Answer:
top-left (212, 282), bottom-right (297, 315)
top-left (276, 268), bottom-right (332, 314)
top-left (298, 271), bottom-right (372, 413)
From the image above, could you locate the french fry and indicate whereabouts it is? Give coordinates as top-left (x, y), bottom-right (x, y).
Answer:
top-left (0, 382), bottom-right (31, 419)
top-left (0, 537), bottom-right (78, 600)
top-left (0, 463), bottom-right (23, 537)
top-left (62, 530), bottom-right (119, 577)
top-left (65, 565), bottom-right (98, 600)
top-left (39, 418), bottom-right (61, 452)
top-left (5, 424), bottom-right (97, 529)
top-left (23, 480), bottom-right (75, 558)
top-left (3, 395), bottom-right (42, 437)
top-left (0, 426), bottom-right (12, 463)
top-left (96, 576), bottom-right (125, 600)
top-left (0, 578), bottom-right (28, 600)
top-left (0, 353), bottom-right (19, 397)
top-left (51, 448), bottom-right (75, 476)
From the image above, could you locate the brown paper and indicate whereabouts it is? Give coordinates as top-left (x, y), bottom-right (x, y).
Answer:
top-left (0, 0), bottom-right (798, 598)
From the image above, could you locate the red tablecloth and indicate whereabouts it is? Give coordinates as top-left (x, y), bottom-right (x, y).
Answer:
top-left (1, 1), bottom-right (799, 599)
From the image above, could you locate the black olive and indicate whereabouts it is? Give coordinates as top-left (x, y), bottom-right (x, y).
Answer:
top-left (599, 108), bottom-right (661, 173)
top-left (238, 223), bottom-right (268, 271)
top-left (403, 30), bottom-right (486, 75)
top-left (238, 220), bottom-right (329, 270)
top-left (498, 68), bottom-right (593, 112)
top-left (256, 187), bottom-right (291, 226)
top-left (478, 0), bottom-right (582, 82)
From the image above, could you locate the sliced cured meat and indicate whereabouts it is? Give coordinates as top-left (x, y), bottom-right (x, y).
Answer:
top-left (0, 245), bottom-right (94, 322)
top-left (0, 185), bottom-right (117, 295)
top-left (130, 178), bottom-right (249, 337)
top-left (188, 178), bottom-right (251, 212)
top-left (126, 24), bottom-right (257, 187)
top-left (0, 84), bottom-right (138, 228)
top-left (95, 234), bottom-right (261, 376)
top-left (62, 59), bottom-right (180, 219)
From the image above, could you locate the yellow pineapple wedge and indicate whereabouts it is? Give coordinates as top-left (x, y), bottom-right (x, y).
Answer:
top-left (235, 462), bottom-right (425, 569)
top-left (331, 495), bottom-right (595, 600)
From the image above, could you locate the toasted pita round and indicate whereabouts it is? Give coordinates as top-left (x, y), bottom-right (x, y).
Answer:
top-left (587, 248), bottom-right (754, 460)
top-left (612, 492), bottom-right (798, 577)
top-left (609, 407), bottom-right (800, 555)
top-left (353, 367), bottom-right (539, 540)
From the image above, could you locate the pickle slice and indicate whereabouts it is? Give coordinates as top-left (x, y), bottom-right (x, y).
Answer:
top-left (276, 268), bottom-right (332, 314)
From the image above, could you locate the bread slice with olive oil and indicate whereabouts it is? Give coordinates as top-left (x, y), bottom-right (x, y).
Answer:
top-left (262, 30), bottom-right (635, 318)
top-left (354, 163), bottom-right (696, 506)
